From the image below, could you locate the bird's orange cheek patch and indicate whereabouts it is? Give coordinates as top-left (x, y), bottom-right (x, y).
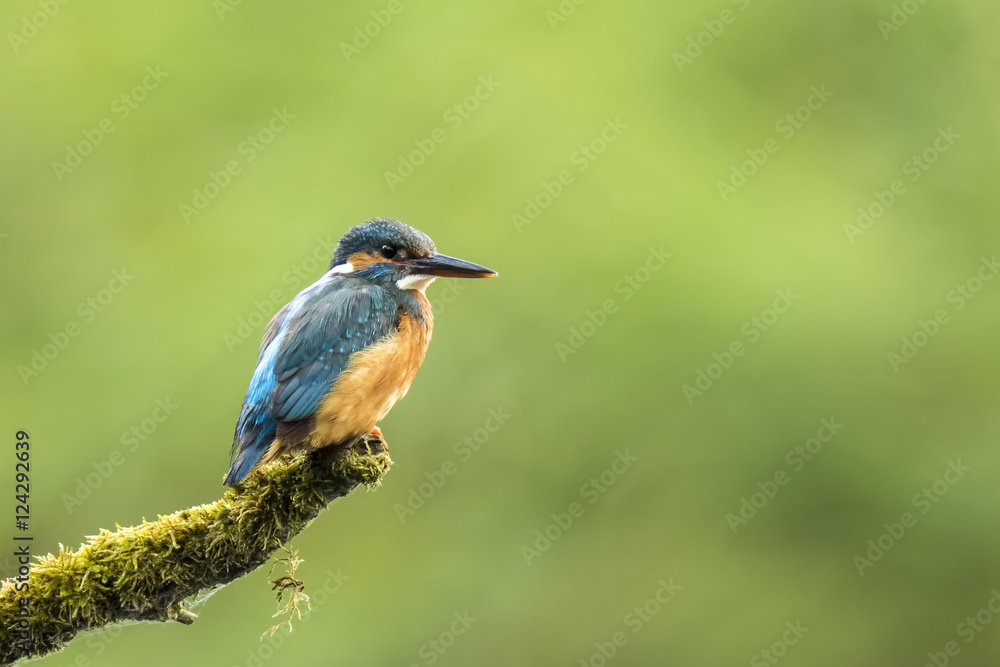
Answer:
top-left (347, 251), bottom-right (388, 271)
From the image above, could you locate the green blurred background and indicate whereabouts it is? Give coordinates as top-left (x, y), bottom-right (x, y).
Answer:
top-left (2, 0), bottom-right (1000, 664)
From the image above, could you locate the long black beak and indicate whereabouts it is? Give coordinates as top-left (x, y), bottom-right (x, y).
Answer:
top-left (408, 253), bottom-right (497, 279)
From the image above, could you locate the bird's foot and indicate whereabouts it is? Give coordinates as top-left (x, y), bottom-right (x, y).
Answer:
top-left (371, 426), bottom-right (388, 451)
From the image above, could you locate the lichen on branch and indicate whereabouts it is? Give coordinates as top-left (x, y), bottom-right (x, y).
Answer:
top-left (0, 437), bottom-right (391, 665)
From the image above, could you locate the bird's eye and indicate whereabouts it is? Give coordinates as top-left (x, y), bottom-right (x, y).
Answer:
top-left (380, 245), bottom-right (397, 259)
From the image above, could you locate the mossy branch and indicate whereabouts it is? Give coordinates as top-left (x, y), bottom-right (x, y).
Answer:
top-left (0, 437), bottom-right (391, 665)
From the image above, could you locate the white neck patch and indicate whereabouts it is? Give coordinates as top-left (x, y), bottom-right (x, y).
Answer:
top-left (326, 262), bottom-right (355, 276)
top-left (396, 274), bottom-right (436, 293)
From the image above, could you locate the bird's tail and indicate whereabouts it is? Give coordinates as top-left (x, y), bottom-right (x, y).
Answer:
top-left (224, 404), bottom-right (277, 486)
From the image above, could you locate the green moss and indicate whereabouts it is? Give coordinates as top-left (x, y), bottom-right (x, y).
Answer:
top-left (0, 438), bottom-right (391, 665)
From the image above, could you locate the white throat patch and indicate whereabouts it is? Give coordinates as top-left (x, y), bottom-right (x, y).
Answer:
top-left (396, 274), bottom-right (436, 293)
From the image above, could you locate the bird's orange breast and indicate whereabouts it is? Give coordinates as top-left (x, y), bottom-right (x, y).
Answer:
top-left (306, 293), bottom-right (434, 449)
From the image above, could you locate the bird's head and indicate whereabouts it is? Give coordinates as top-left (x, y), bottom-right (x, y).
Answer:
top-left (329, 218), bottom-right (497, 292)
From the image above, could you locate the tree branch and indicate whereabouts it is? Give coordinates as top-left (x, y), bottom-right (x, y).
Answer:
top-left (0, 437), bottom-right (391, 665)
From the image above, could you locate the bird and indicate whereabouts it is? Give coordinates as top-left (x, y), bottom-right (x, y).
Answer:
top-left (224, 218), bottom-right (497, 486)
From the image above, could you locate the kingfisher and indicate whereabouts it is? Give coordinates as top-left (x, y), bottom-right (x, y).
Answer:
top-left (224, 218), bottom-right (496, 486)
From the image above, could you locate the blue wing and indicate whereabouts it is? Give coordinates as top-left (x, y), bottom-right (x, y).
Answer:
top-left (225, 277), bottom-right (399, 484)
top-left (271, 282), bottom-right (398, 420)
